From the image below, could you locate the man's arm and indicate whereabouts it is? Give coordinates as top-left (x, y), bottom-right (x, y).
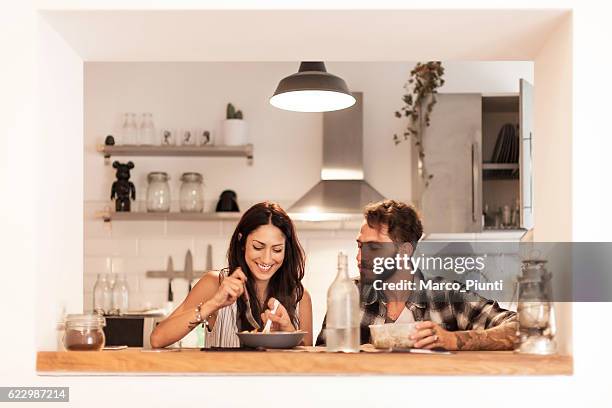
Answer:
top-left (412, 320), bottom-right (518, 351)
top-left (453, 321), bottom-right (518, 351)
top-left (450, 291), bottom-right (518, 350)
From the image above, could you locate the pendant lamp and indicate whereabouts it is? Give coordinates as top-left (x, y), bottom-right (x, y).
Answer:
top-left (270, 62), bottom-right (356, 112)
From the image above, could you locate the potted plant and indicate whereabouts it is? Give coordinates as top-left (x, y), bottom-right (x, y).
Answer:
top-left (222, 103), bottom-right (247, 146)
top-left (393, 61), bottom-right (445, 187)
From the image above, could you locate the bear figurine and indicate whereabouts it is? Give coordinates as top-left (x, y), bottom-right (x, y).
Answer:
top-left (111, 161), bottom-right (136, 212)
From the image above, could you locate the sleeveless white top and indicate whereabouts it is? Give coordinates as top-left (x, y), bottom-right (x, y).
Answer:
top-left (204, 302), bottom-right (241, 348)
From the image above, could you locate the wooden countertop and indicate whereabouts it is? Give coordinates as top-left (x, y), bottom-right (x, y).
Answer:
top-left (37, 347), bottom-right (573, 376)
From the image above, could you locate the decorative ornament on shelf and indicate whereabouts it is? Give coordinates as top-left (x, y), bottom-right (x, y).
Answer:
top-left (393, 61), bottom-right (445, 187)
top-left (215, 190), bottom-right (240, 212)
top-left (110, 161), bottom-right (136, 212)
top-left (223, 103), bottom-right (247, 146)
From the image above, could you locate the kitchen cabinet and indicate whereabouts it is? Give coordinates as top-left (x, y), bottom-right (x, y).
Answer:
top-left (412, 79), bottom-right (534, 233)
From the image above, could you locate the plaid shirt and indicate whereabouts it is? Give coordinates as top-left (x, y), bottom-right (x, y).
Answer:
top-left (316, 270), bottom-right (516, 346)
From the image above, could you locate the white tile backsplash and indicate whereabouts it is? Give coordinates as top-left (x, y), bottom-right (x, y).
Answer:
top-left (83, 257), bottom-right (112, 276)
top-left (124, 256), bottom-right (167, 275)
top-left (139, 275), bottom-right (172, 294)
top-left (138, 238), bottom-right (195, 259)
top-left (165, 220), bottom-right (222, 237)
top-left (193, 238), bottom-right (231, 271)
top-left (84, 238), bottom-right (139, 257)
top-left (111, 220), bottom-right (167, 238)
top-left (220, 220), bottom-right (240, 236)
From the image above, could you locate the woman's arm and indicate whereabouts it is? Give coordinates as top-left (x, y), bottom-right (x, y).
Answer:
top-left (150, 269), bottom-right (246, 348)
top-left (149, 272), bottom-right (220, 348)
top-left (298, 289), bottom-right (313, 346)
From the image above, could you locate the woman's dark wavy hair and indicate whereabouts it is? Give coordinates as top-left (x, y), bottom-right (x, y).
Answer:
top-left (227, 202), bottom-right (305, 331)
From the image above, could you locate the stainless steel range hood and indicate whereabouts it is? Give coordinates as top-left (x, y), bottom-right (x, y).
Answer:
top-left (288, 93), bottom-right (385, 221)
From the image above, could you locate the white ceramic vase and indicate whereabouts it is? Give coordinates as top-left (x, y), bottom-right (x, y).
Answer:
top-left (222, 119), bottom-right (248, 146)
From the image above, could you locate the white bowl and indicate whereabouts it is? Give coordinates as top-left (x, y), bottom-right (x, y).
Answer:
top-left (368, 323), bottom-right (417, 349)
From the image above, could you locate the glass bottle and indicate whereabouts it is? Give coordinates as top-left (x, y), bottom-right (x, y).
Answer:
top-left (179, 172), bottom-right (204, 212)
top-left (502, 205), bottom-right (512, 228)
top-left (326, 252), bottom-right (360, 352)
top-left (512, 199), bottom-right (521, 228)
top-left (121, 113), bottom-right (138, 145)
top-left (111, 274), bottom-right (130, 315)
top-left (107, 273), bottom-right (118, 315)
top-left (146, 172), bottom-right (171, 212)
top-left (93, 274), bottom-right (111, 315)
top-left (139, 113), bottom-right (155, 145)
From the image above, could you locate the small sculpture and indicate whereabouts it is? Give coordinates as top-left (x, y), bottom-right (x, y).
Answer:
top-left (215, 190), bottom-right (240, 212)
top-left (199, 130), bottom-right (211, 145)
top-left (182, 130), bottom-right (193, 145)
top-left (104, 135), bottom-right (115, 146)
top-left (162, 129), bottom-right (174, 146)
top-left (111, 161), bottom-right (136, 212)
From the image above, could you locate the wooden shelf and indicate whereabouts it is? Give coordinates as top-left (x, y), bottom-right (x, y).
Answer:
top-left (482, 163), bottom-right (519, 170)
top-left (97, 144), bottom-right (253, 165)
top-left (96, 210), bottom-right (242, 222)
top-left (36, 348), bottom-right (573, 376)
top-left (482, 163), bottom-right (519, 180)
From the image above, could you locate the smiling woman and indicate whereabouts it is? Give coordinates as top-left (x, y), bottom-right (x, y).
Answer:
top-left (149, 202), bottom-right (313, 349)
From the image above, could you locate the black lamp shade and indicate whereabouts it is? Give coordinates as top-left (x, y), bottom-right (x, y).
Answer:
top-left (270, 62), bottom-right (356, 112)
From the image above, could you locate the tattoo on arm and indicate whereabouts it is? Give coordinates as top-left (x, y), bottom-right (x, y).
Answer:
top-left (454, 322), bottom-right (518, 351)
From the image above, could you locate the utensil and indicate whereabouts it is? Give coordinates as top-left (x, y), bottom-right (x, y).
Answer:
top-left (184, 250), bottom-right (194, 291)
top-left (242, 284), bottom-right (260, 331)
top-left (262, 299), bottom-right (280, 334)
top-left (236, 331), bottom-right (306, 349)
top-left (205, 244), bottom-right (213, 271)
top-left (164, 257), bottom-right (175, 315)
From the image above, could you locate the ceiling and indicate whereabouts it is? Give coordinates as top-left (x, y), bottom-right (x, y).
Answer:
top-left (41, 9), bottom-right (570, 61)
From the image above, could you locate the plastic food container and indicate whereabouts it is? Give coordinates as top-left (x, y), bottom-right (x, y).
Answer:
top-left (63, 314), bottom-right (106, 351)
top-left (368, 323), bottom-right (417, 349)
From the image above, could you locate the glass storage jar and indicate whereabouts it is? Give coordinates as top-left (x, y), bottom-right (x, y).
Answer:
top-left (146, 172), bottom-right (171, 212)
top-left (63, 314), bottom-right (106, 351)
top-left (179, 172), bottom-right (204, 212)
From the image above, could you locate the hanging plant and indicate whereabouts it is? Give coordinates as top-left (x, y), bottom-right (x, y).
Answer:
top-left (393, 61), bottom-right (445, 187)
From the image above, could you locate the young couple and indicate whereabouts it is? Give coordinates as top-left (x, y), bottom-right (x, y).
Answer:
top-left (151, 200), bottom-right (517, 351)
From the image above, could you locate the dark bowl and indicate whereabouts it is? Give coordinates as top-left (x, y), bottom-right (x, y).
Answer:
top-left (236, 331), bottom-right (306, 349)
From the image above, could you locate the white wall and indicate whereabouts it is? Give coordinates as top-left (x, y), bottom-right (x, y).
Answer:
top-left (36, 19), bottom-right (84, 349)
top-left (83, 61), bottom-right (533, 335)
top-left (533, 13), bottom-right (573, 354)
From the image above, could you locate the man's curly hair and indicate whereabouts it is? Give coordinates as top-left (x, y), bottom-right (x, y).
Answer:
top-left (363, 199), bottom-right (423, 247)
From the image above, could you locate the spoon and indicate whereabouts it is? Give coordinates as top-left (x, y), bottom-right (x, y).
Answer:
top-left (262, 299), bottom-right (280, 334)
